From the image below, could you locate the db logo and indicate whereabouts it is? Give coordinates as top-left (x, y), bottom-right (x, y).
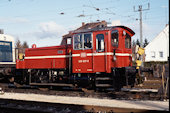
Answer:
top-left (80, 52), bottom-right (87, 57)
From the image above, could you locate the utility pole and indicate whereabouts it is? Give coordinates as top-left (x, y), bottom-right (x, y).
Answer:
top-left (134, 3), bottom-right (150, 67)
top-left (134, 3), bottom-right (150, 48)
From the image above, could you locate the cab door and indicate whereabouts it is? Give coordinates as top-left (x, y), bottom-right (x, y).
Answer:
top-left (93, 32), bottom-right (107, 72)
top-left (72, 33), bottom-right (93, 73)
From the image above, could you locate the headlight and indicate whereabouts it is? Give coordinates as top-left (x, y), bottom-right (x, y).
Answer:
top-left (113, 55), bottom-right (117, 61)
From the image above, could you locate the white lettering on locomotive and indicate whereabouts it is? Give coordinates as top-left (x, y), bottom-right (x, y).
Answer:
top-left (87, 69), bottom-right (93, 71)
top-left (78, 60), bottom-right (89, 63)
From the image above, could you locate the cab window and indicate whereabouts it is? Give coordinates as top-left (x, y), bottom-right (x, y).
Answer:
top-left (111, 30), bottom-right (118, 47)
top-left (96, 34), bottom-right (104, 52)
top-left (125, 33), bottom-right (131, 49)
top-left (84, 33), bottom-right (92, 49)
top-left (67, 38), bottom-right (71, 45)
top-left (74, 34), bottom-right (82, 49)
top-left (74, 33), bottom-right (92, 50)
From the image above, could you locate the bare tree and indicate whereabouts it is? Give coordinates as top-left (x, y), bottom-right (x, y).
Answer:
top-left (22, 41), bottom-right (29, 48)
top-left (15, 39), bottom-right (22, 48)
top-left (15, 39), bottom-right (23, 54)
top-left (136, 39), bottom-right (140, 46)
top-left (132, 40), bottom-right (136, 47)
top-left (143, 38), bottom-right (149, 47)
top-left (22, 41), bottom-right (29, 54)
top-left (15, 39), bottom-right (29, 57)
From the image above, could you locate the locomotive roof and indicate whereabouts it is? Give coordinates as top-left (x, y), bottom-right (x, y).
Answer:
top-left (0, 34), bottom-right (14, 42)
top-left (73, 25), bottom-right (135, 35)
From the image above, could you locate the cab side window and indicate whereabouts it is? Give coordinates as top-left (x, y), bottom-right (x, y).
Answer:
top-left (125, 33), bottom-right (131, 49)
top-left (84, 33), bottom-right (92, 49)
top-left (74, 34), bottom-right (83, 49)
top-left (96, 34), bottom-right (104, 52)
top-left (111, 30), bottom-right (118, 47)
top-left (67, 38), bottom-right (72, 45)
top-left (74, 33), bottom-right (92, 50)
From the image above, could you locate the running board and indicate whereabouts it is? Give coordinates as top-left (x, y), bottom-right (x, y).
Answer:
top-left (95, 84), bottom-right (112, 87)
top-left (96, 77), bottom-right (112, 81)
top-left (30, 83), bottom-right (74, 87)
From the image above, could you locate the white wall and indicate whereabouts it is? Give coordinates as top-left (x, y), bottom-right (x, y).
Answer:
top-left (145, 25), bottom-right (169, 62)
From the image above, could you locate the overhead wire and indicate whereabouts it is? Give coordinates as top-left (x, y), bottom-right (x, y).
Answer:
top-left (0, 0), bottom-right (133, 21)
top-left (0, 0), bottom-right (167, 27)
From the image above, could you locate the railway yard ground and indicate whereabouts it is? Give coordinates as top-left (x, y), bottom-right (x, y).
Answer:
top-left (0, 93), bottom-right (169, 113)
top-left (0, 82), bottom-right (169, 113)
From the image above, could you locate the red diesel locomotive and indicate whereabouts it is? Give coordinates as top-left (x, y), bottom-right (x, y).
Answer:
top-left (16, 26), bottom-right (137, 90)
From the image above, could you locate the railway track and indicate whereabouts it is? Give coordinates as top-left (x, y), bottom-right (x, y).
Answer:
top-left (0, 99), bottom-right (168, 113)
top-left (0, 83), bottom-right (169, 113)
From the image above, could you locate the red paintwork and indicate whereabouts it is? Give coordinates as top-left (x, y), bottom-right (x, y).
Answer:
top-left (16, 26), bottom-right (135, 74)
top-left (93, 30), bottom-right (108, 73)
top-left (72, 27), bottom-right (135, 73)
top-left (16, 45), bottom-right (72, 69)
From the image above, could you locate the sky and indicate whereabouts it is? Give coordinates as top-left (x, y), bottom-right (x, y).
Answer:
top-left (0, 0), bottom-right (169, 47)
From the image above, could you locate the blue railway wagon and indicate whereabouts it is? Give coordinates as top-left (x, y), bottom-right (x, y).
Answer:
top-left (0, 40), bottom-right (13, 62)
top-left (0, 34), bottom-right (15, 80)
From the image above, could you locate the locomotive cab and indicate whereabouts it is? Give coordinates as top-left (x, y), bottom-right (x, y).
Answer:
top-left (72, 26), bottom-right (135, 74)
top-left (71, 26), bottom-right (136, 89)
top-left (110, 26), bottom-right (135, 69)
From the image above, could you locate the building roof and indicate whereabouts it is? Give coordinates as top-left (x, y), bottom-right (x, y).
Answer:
top-left (144, 24), bottom-right (169, 62)
top-left (145, 24), bottom-right (169, 50)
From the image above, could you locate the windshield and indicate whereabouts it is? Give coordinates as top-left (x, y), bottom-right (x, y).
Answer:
top-left (111, 30), bottom-right (119, 47)
top-left (74, 33), bottom-right (92, 50)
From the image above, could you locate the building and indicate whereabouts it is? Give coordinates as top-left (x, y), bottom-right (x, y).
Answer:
top-left (144, 24), bottom-right (169, 62)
